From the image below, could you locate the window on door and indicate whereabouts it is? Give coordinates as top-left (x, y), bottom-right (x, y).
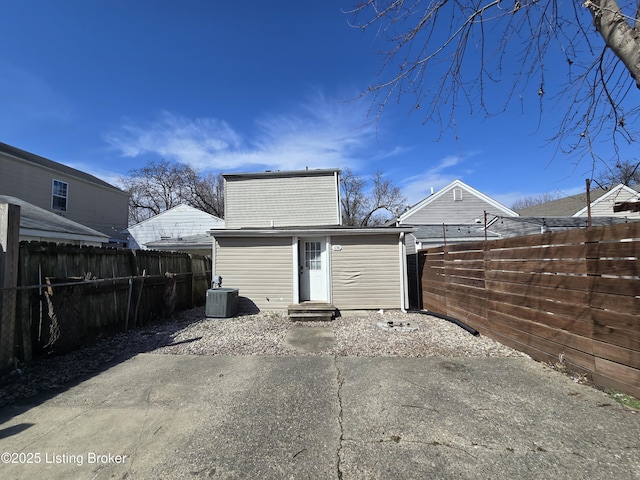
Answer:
top-left (305, 241), bottom-right (322, 270)
top-left (52, 179), bottom-right (68, 212)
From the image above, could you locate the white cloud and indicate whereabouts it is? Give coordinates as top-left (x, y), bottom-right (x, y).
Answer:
top-left (104, 112), bottom-right (243, 169)
top-left (104, 94), bottom-right (379, 173)
top-left (401, 153), bottom-right (476, 205)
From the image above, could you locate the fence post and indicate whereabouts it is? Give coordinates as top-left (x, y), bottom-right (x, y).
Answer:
top-left (187, 254), bottom-right (195, 309)
top-left (584, 226), bottom-right (600, 378)
top-left (0, 202), bottom-right (20, 369)
top-left (443, 243), bottom-right (450, 316)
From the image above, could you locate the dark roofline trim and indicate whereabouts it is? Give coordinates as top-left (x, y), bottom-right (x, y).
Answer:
top-left (223, 168), bottom-right (340, 179)
top-left (0, 142), bottom-right (127, 196)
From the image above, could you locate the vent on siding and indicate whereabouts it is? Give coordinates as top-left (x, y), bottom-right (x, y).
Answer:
top-left (453, 188), bottom-right (463, 201)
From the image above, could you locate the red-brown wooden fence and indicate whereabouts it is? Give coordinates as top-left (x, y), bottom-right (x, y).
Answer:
top-left (419, 222), bottom-right (640, 398)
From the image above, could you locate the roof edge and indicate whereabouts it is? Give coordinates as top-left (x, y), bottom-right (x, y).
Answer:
top-left (208, 226), bottom-right (413, 237)
top-left (399, 179), bottom-right (518, 222)
top-left (223, 168), bottom-right (340, 179)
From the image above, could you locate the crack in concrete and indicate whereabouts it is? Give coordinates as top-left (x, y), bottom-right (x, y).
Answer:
top-left (334, 355), bottom-right (344, 480)
top-left (341, 436), bottom-right (478, 455)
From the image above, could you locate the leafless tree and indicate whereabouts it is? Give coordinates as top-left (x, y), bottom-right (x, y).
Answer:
top-left (182, 170), bottom-right (225, 219)
top-left (341, 168), bottom-right (407, 226)
top-left (510, 191), bottom-right (564, 211)
top-left (120, 159), bottom-right (224, 224)
top-left (597, 158), bottom-right (640, 186)
top-left (340, 168), bottom-right (368, 226)
top-left (346, 1), bottom-right (640, 162)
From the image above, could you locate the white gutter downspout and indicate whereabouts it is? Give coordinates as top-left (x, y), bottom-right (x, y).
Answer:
top-left (335, 171), bottom-right (342, 225)
top-left (292, 236), bottom-right (300, 303)
top-left (399, 232), bottom-right (407, 313)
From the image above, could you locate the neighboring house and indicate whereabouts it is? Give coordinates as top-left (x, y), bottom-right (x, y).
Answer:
top-left (516, 183), bottom-right (640, 219)
top-left (0, 142), bottom-right (130, 245)
top-left (127, 204), bottom-right (224, 250)
top-left (388, 179), bottom-right (519, 308)
top-left (207, 169), bottom-right (412, 314)
top-left (0, 195), bottom-right (109, 246)
top-left (393, 179), bottom-right (519, 225)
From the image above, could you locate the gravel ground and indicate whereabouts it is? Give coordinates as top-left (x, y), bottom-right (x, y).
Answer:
top-left (0, 307), bottom-right (527, 407)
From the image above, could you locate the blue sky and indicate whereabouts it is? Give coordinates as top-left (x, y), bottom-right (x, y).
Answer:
top-left (1, 1), bottom-right (633, 208)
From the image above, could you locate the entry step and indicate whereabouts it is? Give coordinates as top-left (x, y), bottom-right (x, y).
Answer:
top-left (287, 302), bottom-right (336, 321)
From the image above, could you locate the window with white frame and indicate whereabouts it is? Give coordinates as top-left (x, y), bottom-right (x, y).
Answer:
top-left (305, 241), bottom-right (322, 270)
top-left (52, 179), bottom-right (68, 212)
top-left (453, 188), bottom-right (463, 201)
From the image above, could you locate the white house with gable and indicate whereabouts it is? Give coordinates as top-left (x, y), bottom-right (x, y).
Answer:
top-left (390, 179), bottom-right (519, 308)
top-left (127, 204), bottom-right (224, 250)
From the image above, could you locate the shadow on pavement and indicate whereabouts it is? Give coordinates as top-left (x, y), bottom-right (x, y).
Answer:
top-left (0, 306), bottom-right (209, 412)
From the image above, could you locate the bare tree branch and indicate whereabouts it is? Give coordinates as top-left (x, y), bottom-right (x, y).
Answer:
top-left (597, 157), bottom-right (640, 185)
top-left (340, 168), bottom-right (407, 226)
top-left (120, 159), bottom-right (224, 225)
top-left (585, 0), bottom-right (640, 88)
top-left (346, 0), bottom-right (640, 162)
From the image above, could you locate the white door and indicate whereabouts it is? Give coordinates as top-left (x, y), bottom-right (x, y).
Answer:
top-left (299, 238), bottom-right (328, 302)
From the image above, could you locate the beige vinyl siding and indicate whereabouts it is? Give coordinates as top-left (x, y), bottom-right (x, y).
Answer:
top-left (225, 174), bottom-right (339, 228)
top-left (0, 154), bottom-right (129, 237)
top-left (330, 234), bottom-right (401, 310)
top-left (214, 236), bottom-right (293, 311)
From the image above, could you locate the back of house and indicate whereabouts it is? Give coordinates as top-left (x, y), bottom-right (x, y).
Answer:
top-left (223, 169), bottom-right (342, 228)
top-left (210, 169), bottom-right (412, 314)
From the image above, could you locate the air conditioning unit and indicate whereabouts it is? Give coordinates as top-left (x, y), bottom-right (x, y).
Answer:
top-left (206, 288), bottom-right (239, 318)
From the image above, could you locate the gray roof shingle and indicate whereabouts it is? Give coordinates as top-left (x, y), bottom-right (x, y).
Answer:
top-left (517, 184), bottom-right (640, 216)
top-left (0, 195), bottom-right (108, 239)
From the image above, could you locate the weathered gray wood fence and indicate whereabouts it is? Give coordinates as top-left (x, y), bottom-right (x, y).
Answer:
top-left (10, 241), bottom-right (212, 361)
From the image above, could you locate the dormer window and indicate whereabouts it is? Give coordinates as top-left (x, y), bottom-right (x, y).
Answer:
top-left (52, 179), bottom-right (68, 212)
top-left (453, 188), bottom-right (463, 201)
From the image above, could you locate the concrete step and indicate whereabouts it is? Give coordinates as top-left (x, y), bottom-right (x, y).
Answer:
top-left (288, 302), bottom-right (336, 321)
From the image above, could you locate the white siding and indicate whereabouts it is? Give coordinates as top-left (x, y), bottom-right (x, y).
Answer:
top-left (128, 205), bottom-right (224, 249)
top-left (214, 236), bottom-right (293, 311)
top-left (405, 234), bottom-right (417, 255)
top-left (575, 186), bottom-right (640, 219)
top-left (330, 234), bottom-right (402, 310)
top-left (225, 172), bottom-right (339, 228)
